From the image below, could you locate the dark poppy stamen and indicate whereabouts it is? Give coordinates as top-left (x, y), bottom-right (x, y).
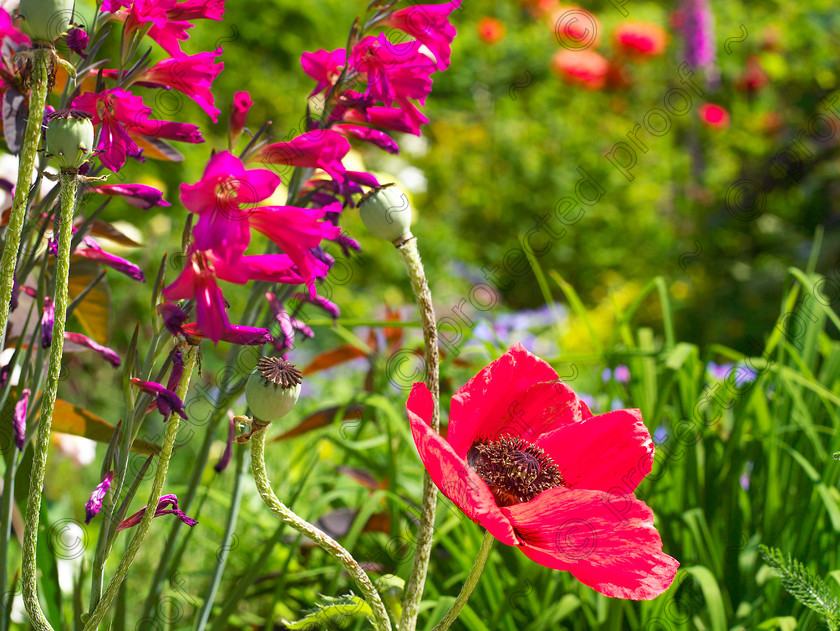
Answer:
top-left (467, 436), bottom-right (565, 507)
top-left (256, 356), bottom-right (303, 389)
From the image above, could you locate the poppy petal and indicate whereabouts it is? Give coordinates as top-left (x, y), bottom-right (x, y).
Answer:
top-left (407, 383), bottom-right (519, 545)
top-left (536, 409), bottom-right (653, 493)
top-left (447, 344), bottom-right (587, 458)
top-left (503, 487), bottom-right (678, 600)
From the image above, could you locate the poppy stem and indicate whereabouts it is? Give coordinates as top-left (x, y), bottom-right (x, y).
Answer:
top-left (82, 344), bottom-right (198, 631)
top-left (20, 170), bottom-right (79, 631)
top-left (395, 235), bottom-right (440, 631)
top-left (430, 531), bottom-right (495, 631)
top-left (0, 46), bottom-right (51, 352)
top-left (249, 428), bottom-right (392, 631)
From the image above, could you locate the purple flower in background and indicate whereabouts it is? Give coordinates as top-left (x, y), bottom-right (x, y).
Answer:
top-left (116, 494), bottom-right (197, 532)
top-left (13, 388), bottom-right (29, 450)
top-left (77, 236), bottom-right (146, 282)
top-left (601, 367), bottom-right (612, 382)
top-left (679, 0), bottom-right (717, 79)
top-left (85, 471), bottom-right (114, 524)
top-left (706, 361), bottom-right (733, 381)
top-left (578, 392), bottom-right (596, 412)
top-left (131, 378), bottom-right (187, 421)
top-left (65, 332), bottom-right (121, 367)
top-left (292, 293), bottom-right (340, 321)
top-left (214, 410), bottom-right (236, 473)
top-left (41, 297), bottom-right (54, 348)
top-left (166, 349), bottom-right (184, 392)
top-left (87, 184), bottom-right (170, 209)
top-left (65, 28), bottom-right (90, 58)
top-left (157, 302), bottom-right (189, 337)
top-left (653, 425), bottom-right (668, 444)
top-left (614, 364), bottom-right (631, 383)
top-left (610, 397), bottom-right (624, 411)
top-left (740, 461), bottom-right (753, 491)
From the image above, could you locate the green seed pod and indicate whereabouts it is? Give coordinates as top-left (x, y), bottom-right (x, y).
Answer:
top-left (245, 357), bottom-right (302, 423)
top-left (20, 0), bottom-right (75, 43)
top-left (358, 183), bottom-right (413, 242)
top-left (45, 110), bottom-right (95, 171)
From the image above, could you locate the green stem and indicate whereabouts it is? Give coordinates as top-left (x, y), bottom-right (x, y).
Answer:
top-left (249, 429), bottom-right (392, 631)
top-left (430, 531), bottom-right (494, 631)
top-left (82, 345), bottom-right (197, 631)
top-left (0, 47), bottom-right (51, 350)
top-left (21, 171), bottom-right (78, 631)
top-left (396, 236), bottom-right (440, 631)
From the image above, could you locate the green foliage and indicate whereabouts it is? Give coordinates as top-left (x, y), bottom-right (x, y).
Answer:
top-left (282, 594), bottom-right (373, 630)
top-left (760, 545), bottom-right (840, 630)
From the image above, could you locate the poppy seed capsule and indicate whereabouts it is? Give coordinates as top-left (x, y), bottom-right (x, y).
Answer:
top-left (20, 0), bottom-right (75, 43)
top-left (45, 110), bottom-right (95, 171)
top-left (245, 357), bottom-right (302, 423)
top-left (358, 183), bottom-right (412, 242)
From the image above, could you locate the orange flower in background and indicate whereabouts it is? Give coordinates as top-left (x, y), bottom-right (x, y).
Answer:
top-left (613, 21), bottom-right (668, 58)
top-left (549, 5), bottom-right (601, 50)
top-left (736, 55), bottom-right (769, 94)
top-left (551, 49), bottom-right (609, 90)
top-left (698, 103), bottom-right (730, 129)
top-left (477, 17), bottom-right (506, 44)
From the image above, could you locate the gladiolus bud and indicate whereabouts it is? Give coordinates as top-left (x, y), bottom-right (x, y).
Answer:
top-left (245, 356), bottom-right (302, 423)
top-left (20, 0), bottom-right (75, 43)
top-left (45, 110), bottom-right (95, 171)
top-left (358, 184), bottom-right (413, 243)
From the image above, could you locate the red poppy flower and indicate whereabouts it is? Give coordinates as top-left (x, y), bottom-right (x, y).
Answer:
top-left (551, 49), bottom-right (609, 90)
top-left (407, 344), bottom-right (678, 599)
top-left (698, 103), bottom-right (730, 129)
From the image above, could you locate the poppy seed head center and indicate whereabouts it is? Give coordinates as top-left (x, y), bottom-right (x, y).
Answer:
top-left (257, 356), bottom-right (303, 389)
top-left (467, 436), bottom-right (565, 507)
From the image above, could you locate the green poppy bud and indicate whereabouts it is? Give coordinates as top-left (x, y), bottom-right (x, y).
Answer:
top-left (45, 110), bottom-right (95, 171)
top-left (20, 0), bottom-right (75, 43)
top-left (358, 183), bottom-right (413, 242)
top-left (245, 357), bottom-right (302, 423)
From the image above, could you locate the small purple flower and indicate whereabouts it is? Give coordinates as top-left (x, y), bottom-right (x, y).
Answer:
top-left (614, 364), bottom-right (631, 383)
top-left (578, 392), bottom-right (596, 412)
top-left (610, 398), bottom-right (624, 411)
top-left (65, 332), bottom-right (121, 367)
top-left (165, 349), bottom-right (184, 392)
top-left (116, 494), bottom-right (197, 531)
top-left (266, 292), bottom-right (295, 352)
top-left (735, 364), bottom-right (758, 387)
top-left (292, 293), bottom-right (340, 321)
top-left (131, 378), bottom-right (187, 421)
top-left (706, 361), bottom-right (733, 381)
top-left (87, 184), bottom-right (171, 209)
top-left (291, 317), bottom-right (314, 339)
top-left (40, 297), bottom-right (54, 348)
top-left (653, 425), bottom-right (668, 444)
top-left (214, 410), bottom-right (236, 473)
top-left (85, 471), bottom-right (114, 524)
top-left (740, 461), bottom-right (753, 491)
top-left (66, 28), bottom-right (90, 58)
top-left (13, 388), bottom-right (30, 450)
top-left (335, 232), bottom-right (362, 257)
top-left (157, 302), bottom-right (189, 337)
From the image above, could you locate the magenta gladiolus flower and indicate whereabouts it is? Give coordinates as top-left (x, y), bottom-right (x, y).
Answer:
top-left (181, 322), bottom-right (273, 346)
top-left (162, 253), bottom-right (230, 343)
top-left (0, 8), bottom-right (29, 47)
top-left (265, 291), bottom-right (295, 351)
top-left (344, 105), bottom-right (429, 136)
top-left (116, 494), bottom-right (197, 531)
top-left (166, 349), bottom-right (184, 391)
top-left (157, 302), bottom-right (189, 337)
top-left (125, 118), bottom-right (204, 144)
top-left (131, 378), bottom-right (187, 420)
top-left (208, 252), bottom-right (312, 286)
top-left (65, 332), bottom-right (122, 367)
top-left (180, 151), bottom-right (280, 263)
top-left (229, 91), bottom-right (252, 146)
top-left (350, 33), bottom-right (436, 105)
top-left (40, 297), bottom-right (54, 348)
top-left (133, 48), bottom-right (224, 122)
top-left (300, 48), bottom-right (347, 96)
top-left (292, 293), bottom-right (340, 321)
top-left (384, 1), bottom-right (461, 70)
top-left (73, 89), bottom-right (149, 172)
top-left (13, 388), bottom-right (30, 450)
top-left (333, 124), bottom-right (399, 154)
top-left (85, 472), bottom-right (114, 524)
top-left (77, 236), bottom-right (146, 282)
top-left (87, 184), bottom-right (170, 209)
top-left (252, 130), bottom-right (351, 183)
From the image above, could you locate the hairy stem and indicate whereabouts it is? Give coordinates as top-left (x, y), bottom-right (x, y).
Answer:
top-left (249, 428), bottom-right (392, 631)
top-left (82, 344), bottom-right (197, 631)
top-left (396, 236), bottom-right (440, 631)
top-left (430, 531), bottom-right (494, 631)
top-left (21, 171), bottom-right (78, 630)
top-left (0, 47), bottom-right (51, 350)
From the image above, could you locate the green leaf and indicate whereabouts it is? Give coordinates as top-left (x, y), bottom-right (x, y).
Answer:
top-left (374, 575), bottom-right (404, 622)
top-left (282, 594), bottom-right (373, 630)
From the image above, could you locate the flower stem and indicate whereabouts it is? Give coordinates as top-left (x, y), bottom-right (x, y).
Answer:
top-left (396, 236), bottom-right (440, 631)
top-left (430, 531), bottom-right (494, 631)
top-left (0, 47), bottom-right (51, 350)
top-left (20, 171), bottom-right (78, 631)
top-left (249, 428), bottom-right (392, 631)
top-left (82, 344), bottom-right (197, 631)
